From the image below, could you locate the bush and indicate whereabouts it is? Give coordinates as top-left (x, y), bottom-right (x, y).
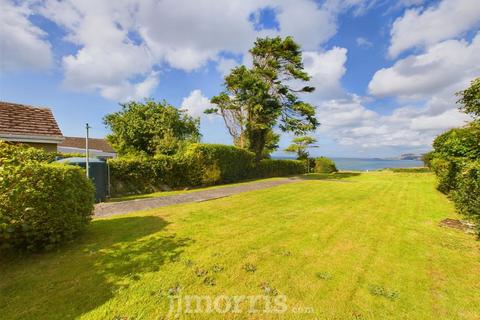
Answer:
top-left (252, 159), bottom-right (306, 178)
top-left (452, 161), bottom-right (480, 225)
top-left (182, 143), bottom-right (255, 184)
top-left (108, 144), bottom-right (307, 196)
top-left (314, 157), bottom-right (338, 173)
top-left (0, 162), bottom-right (94, 251)
top-left (0, 141), bottom-right (56, 164)
top-left (430, 157), bottom-right (462, 194)
top-left (108, 155), bottom-right (192, 196)
top-left (421, 151), bottom-right (436, 168)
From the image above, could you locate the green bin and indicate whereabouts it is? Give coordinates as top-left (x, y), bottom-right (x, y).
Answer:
top-left (56, 157), bottom-right (109, 202)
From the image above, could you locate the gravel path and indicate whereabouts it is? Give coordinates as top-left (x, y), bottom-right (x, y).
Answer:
top-left (94, 177), bottom-right (303, 218)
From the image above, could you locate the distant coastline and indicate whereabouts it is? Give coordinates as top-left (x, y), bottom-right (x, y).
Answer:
top-left (272, 156), bottom-right (425, 171)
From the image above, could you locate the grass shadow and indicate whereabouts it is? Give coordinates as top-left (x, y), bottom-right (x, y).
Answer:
top-left (299, 172), bottom-right (361, 180)
top-left (0, 216), bottom-right (191, 319)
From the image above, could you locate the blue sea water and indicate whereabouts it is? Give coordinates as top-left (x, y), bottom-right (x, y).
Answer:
top-left (273, 156), bottom-right (424, 171)
top-left (331, 158), bottom-right (424, 171)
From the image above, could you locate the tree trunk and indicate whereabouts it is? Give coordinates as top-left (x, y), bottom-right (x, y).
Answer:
top-left (248, 128), bottom-right (268, 164)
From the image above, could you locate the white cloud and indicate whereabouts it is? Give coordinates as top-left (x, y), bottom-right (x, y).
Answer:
top-left (369, 33), bottom-right (480, 99)
top-left (216, 57), bottom-right (239, 77)
top-left (315, 94), bottom-right (470, 150)
top-left (303, 47), bottom-right (348, 101)
top-left (32, 0), bottom-right (377, 101)
top-left (0, 0), bottom-right (52, 72)
top-left (180, 89), bottom-right (213, 119)
top-left (99, 72), bottom-right (159, 102)
top-left (389, 0), bottom-right (480, 57)
top-left (356, 37), bottom-right (372, 48)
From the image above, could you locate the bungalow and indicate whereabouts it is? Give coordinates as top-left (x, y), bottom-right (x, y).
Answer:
top-left (58, 136), bottom-right (117, 159)
top-left (0, 101), bottom-right (64, 151)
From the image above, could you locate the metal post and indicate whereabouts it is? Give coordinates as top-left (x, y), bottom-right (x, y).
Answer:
top-left (85, 123), bottom-right (91, 178)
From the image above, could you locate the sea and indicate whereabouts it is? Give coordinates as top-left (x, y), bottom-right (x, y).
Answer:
top-left (331, 158), bottom-right (424, 172)
top-left (273, 156), bottom-right (424, 171)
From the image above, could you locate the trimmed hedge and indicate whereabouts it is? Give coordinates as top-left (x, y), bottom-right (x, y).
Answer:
top-left (108, 143), bottom-right (306, 196)
top-left (430, 157), bottom-right (463, 194)
top-left (314, 157), bottom-right (338, 173)
top-left (0, 162), bottom-right (94, 251)
top-left (252, 159), bottom-right (306, 178)
top-left (182, 143), bottom-right (255, 184)
top-left (452, 161), bottom-right (480, 231)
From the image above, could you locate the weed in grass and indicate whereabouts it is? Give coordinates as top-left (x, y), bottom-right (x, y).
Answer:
top-left (316, 272), bottom-right (333, 280)
top-left (195, 267), bottom-right (208, 277)
top-left (243, 263), bottom-right (257, 273)
top-left (183, 259), bottom-right (194, 267)
top-left (168, 283), bottom-right (181, 296)
top-left (203, 276), bottom-right (216, 286)
top-left (212, 264), bottom-right (224, 273)
top-left (260, 282), bottom-right (279, 296)
top-left (369, 285), bottom-right (399, 301)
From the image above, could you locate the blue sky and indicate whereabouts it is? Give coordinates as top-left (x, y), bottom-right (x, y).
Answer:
top-left (1, 0), bottom-right (479, 158)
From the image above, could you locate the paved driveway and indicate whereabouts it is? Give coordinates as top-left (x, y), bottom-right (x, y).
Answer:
top-left (94, 177), bottom-right (302, 218)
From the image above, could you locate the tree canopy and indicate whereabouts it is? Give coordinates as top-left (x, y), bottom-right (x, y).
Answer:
top-left (104, 100), bottom-right (200, 156)
top-left (456, 77), bottom-right (480, 120)
top-left (285, 136), bottom-right (317, 160)
top-left (207, 36), bottom-right (318, 162)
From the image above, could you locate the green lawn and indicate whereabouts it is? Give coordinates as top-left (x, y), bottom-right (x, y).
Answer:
top-left (1, 172), bottom-right (479, 319)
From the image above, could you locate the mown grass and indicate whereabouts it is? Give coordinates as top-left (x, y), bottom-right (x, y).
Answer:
top-left (1, 172), bottom-right (479, 319)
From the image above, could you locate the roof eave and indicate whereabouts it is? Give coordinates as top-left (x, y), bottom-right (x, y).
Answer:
top-left (0, 134), bottom-right (65, 144)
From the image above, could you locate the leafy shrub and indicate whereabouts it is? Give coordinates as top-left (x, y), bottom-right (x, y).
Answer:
top-left (0, 141), bottom-right (56, 164)
top-left (251, 159), bottom-right (306, 178)
top-left (108, 144), bottom-right (306, 196)
top-left (314, 157), bottom-right (338, 173)
top-left (108, 155), bottom-right (191, 196)
top-left (0, 162), bottom-right (94, 251)
top-left (421, 151), bottom-right (436, 168)
top-left (452, 161), bottom-right (480, 226)
top-left (182, 143), bottom-right (255, 184)
top-left (432, 122), bottom-right (480, 160)
top-left (430, 157), bottom-right (462, 194)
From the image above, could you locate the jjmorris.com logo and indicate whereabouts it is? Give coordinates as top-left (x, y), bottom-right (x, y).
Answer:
top-left (168, 292), bottom-right (315, 316)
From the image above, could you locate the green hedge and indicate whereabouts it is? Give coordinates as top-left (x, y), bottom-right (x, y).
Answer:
top-left (452, 161), bottom-right (480, 230)
top-left (182, 143), bottom-right (255, 184)
top-left (108, 144), bottom-right (306, 196)
top-left (430, 157), bottom-right (462, 194)
top-left (108, 155), bottom-right (192, 196)
top-left (0, 163), bottom-right (94, 251)
top-left (251, 159), bottom-right (306, 178)
top-left (314, 157), bottom-right (338, 173)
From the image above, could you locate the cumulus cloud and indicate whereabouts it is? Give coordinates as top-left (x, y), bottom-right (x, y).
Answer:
top-left (216, 57), bottom-right (239, 77)
top-left (0, 0), bottom-right (52, 72)
top-left (316, 94), bottom-right (470, 149)
top-left (303, 47), bottom-right (348, 101)
top-left (389, 0), bottom-right (480, 57)
top-left (369, 33), bottom-right (480, 99)
top-left (180, 89), bottom-right (213, 119)
top-left (29, 0), bottom-right (377, 101)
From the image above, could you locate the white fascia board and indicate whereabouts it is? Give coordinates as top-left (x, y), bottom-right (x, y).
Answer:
top-left (0, 134), bottom-right (65, 144)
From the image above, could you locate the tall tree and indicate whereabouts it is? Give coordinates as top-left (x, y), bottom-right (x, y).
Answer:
top-left (456, 77), bottom-right (480, 120)
top-left (285, 136), bottom-right (318, 160)
top-left (207, 36), bottom-right (318, 162)
top-left (104, 100), bottom-right (200, 156)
